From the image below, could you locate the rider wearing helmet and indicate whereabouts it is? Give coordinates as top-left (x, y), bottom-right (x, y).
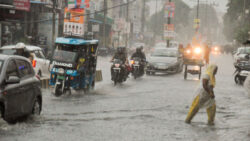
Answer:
top-left (111, 46), bottom-right (128, 64)
top-left (131, 46), bottom-right (146, 61)
top-left (131, 46), bottom-right (146, 75)
top-left (15, 42), bottom-right (31, 58)
top-left (111, 46), bottom-right (130, 80)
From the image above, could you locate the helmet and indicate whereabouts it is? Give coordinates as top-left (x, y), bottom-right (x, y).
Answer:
top-left (16, 42), bottom-right (26, 49)
top-left (136, 46), bottom-right (143, 53)
top-left (117, 47), bottom-right (123, 53)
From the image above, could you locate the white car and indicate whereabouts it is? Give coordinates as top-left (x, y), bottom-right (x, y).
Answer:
top-left (0, 45), bottom-right (50, 77)
top-left (233, 47), bottom-right (250, 65)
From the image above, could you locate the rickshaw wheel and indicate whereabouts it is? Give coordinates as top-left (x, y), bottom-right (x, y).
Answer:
top-left (198, 66), bottom-right (202, 80)
top-left (184, 65), bottom-right (188, 80)
top-left (55, 85), bottom-right (63, 97)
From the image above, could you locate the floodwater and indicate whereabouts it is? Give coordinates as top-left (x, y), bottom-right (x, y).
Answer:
top-left (1, 54), bottom-right (250, 141)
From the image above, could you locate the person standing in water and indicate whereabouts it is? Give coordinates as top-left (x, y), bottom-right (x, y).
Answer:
top-left (185, 64), bottom-right (218, 125)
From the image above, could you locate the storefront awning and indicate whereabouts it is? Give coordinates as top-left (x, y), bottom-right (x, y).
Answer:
top-left (95, 13), bottom-right (113, 25)
top-left (89, 19), bottom-right (103, 24)
top-left (30, 0), bottom-right (50, 5)
top-left (0, 4), bottom-right (14, 9)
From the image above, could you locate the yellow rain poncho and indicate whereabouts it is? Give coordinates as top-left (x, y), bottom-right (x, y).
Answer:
top-left (185, 64), bottom-right (218, 125)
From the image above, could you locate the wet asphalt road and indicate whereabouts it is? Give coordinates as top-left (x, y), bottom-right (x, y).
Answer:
top-left (1, 54), bottom-right (250, 141)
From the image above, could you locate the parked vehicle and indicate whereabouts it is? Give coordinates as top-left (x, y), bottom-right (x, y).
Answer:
top-left (234, 55), bottom-right (250, 85)
top-left (111, 59), bottom-right (127, 85)
top-left (233, 47), bottom-right (250, 65)
top-left (0, 45), bottom-right (50, 77)
top-left (49, 37), bottom-right (99, 96)
top-left (131, 57), bottom-right (145, 79)
top-left (146, 48), bottom-right (183, 75)
top-left (0, 55), bottom-right (42, 123)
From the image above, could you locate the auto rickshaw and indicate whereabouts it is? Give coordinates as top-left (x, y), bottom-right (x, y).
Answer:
top-left (183, 44), bottom-right (204, 80)
top-left (49, 37), bottom-right (99, 96)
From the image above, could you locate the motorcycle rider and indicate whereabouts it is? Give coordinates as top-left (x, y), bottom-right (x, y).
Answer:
top-left (111, 46), bottom-right (129, 80)
top-left (131, 46), bottom-right (146, 75)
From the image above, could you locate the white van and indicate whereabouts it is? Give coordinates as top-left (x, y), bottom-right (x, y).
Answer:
top-left (0, 45), bottom-right (50, 77)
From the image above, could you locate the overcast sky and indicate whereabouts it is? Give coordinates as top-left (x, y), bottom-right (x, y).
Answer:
top-left (148, 0), bottom-right (229, 16)
top-left (182, 0), bottom-right (229, 13)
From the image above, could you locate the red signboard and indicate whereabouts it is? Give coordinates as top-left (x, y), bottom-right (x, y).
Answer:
top-left (14, 0), bottom-right (30, 11)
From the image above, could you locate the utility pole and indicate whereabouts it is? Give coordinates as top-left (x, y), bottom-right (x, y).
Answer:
top-left (196, 0), bottom-right (200, 33)
top-left (141, 0), bottom-right (145, 34)
top-left (154, 0), bottom-right (158, 42)
top-left (103, 0), bottom-right (107, 47)
top-left (125, 0), bottom-right (129, 48)
top-left (166, 0), bottom-right (171, 47)
top-left (52, 0), bottom-right (56, 46)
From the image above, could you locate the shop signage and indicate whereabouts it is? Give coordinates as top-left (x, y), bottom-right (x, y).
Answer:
top-left (92, 24), bottom-right (99, 32)
top-left (68, 0), bottom-right (90, 9)
top-left (13, 0), bottom-right (30, 11)
top-left (64, 8), bottom-right (85, 36)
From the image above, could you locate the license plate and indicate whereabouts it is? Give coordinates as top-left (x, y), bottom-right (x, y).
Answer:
top-left (57, 75), bottom-right (65, 80)
top-left (158, 65), bottom-right (168, 69)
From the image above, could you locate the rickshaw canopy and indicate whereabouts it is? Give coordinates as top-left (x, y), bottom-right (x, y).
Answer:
top-left (56, 37), bottom-right (99, 46)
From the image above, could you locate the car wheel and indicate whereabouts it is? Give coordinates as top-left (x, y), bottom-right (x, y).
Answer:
top-left (32, 98), bottom-right (41, 115)
top-left (0, 106), bottom-right (3, 118)
top-left (184, 65), bottom-right (187, 80)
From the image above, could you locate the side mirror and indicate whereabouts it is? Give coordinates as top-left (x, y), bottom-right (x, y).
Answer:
top-left (5, 76), bottom-right (20, 84)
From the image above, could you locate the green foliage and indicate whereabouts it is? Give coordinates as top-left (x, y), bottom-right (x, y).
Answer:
top-left (146, 0), bottom-right (191, 36)
top-left (223, 0), bottom-right (250, 43)
top-left (235, 25), bottom-right (250, 43)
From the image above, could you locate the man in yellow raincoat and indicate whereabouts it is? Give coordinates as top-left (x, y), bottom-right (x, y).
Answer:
top-left (185, 64), bottom-right (218, 125)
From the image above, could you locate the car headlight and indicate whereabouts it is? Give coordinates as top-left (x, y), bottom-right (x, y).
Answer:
top-left (58, 68), bottom-right (65, 74)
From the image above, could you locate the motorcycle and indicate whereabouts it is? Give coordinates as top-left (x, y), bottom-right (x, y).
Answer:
top-left (53, 68), bottom-right (68, 96)
top-left (111, 59), bottom-right (127, 85)
top-left (234, 60), bottom-right (250, 85)
top-left (131, 57), bottom-right (144, 79)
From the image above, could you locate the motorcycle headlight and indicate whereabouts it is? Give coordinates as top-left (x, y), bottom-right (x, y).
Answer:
top-left (58, 68), bottom-right (65, 74)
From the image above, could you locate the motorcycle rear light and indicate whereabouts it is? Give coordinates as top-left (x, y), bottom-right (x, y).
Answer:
top-left (70, 76), bottom-right (74, 80)
top-left (32, 60), bottom-right (37, 68)
top-left (130, 60), bottom-right (135, 64)
top-left (51, 74), bottom-right (55, 79)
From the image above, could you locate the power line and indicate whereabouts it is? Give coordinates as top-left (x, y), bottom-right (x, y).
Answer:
top-left (13, 0), bottom-right (136, 24)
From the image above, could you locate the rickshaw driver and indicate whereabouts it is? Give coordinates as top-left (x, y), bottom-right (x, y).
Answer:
top-left (77, 48), bottom-right (87, 88)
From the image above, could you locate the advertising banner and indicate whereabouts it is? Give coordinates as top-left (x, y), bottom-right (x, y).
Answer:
top-left (165, 2), bottom-right (175, 18)
top-left (164, 24), bottom-right (174, 31)
top-left (68, 0), bottom-right (90, 9)
top-left (64, 8), bottom-right (85, 36)
top-left (13, 0), bottom-right (30, 11)
top-left (164, 31), bottom-right (176, 39)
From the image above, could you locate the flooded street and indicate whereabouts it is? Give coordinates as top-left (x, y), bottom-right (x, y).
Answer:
top-left (1, 54), bottom-right (250, 141)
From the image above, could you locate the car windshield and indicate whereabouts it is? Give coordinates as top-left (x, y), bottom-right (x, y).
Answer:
top-left (0, 49), bottom-right (16, 55)
top-left (239, 48), bottom-right (250, 54)
top-left (152, 49), bottom-right (178, 57)
top-left (53, 50), bottom-right (78, 63)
